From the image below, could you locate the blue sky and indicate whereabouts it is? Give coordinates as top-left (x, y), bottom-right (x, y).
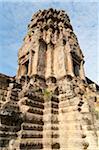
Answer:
top-left (0, 0), bottom-right (99, 84)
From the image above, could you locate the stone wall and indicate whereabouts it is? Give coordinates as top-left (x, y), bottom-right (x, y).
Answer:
top-left (0, 73), bottom-right (12, 107)
top-left (0, 74), bottom-right (98, 150)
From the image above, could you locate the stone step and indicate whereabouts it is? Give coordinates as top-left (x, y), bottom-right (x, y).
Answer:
top-left (51, 143), bottom-right (60, 149)
top-left (22, 99), bottom-right (44, 109)
top-left (19, 140), bottom-right (43, 149)
top-left (24, 93), bottom-right (44, 103)
top-left (25, 112), bottom-right (43, 120)
top-left (3, 103), bottom-right (20, 112)
top-left (22, 123), bottom-right (43, 131)
top-left (51, 126), bottom-right (59, 130)
top-left (51, 96), bottom-right (59, 103)
top-left (27, 107), bottom-right (43, 115)
top-left (0, 131), bottom-right (17, 138)
top-left (20, 130), bottom-right (43, 138)
top-left (0, 125), bottom-right (20, 132)
top-left (24, 113), bottom-right (44, 125)
top-left (51, 109), bottom-right (59, 114)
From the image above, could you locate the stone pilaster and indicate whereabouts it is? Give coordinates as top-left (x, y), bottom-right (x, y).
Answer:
top-left (80, 60), bottom-right (86, 81)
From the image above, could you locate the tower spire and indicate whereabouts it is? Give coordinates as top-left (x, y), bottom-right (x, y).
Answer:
top-left (17, 8), bottom-right (85, 80)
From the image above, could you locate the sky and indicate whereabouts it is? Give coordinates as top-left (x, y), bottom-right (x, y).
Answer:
top-left (0, 0), bottom-right (99, 84)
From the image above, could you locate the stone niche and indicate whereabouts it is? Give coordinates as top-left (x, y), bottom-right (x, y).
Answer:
top-left (18, 50), bottom-right (35, 77)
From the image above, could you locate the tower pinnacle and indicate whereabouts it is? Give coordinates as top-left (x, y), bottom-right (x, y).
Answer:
top-left (17, 8), bottom-right (85, 80)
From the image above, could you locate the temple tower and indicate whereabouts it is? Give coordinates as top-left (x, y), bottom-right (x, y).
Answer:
top-left (17, 8), bottom-right (85, 81)
top-left (0, 8), bottom-right (98, 150)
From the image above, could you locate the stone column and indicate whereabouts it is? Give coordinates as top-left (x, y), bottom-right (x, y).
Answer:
top-left (65, 42), bottom-right (74, 77)
top-left (45, 43), bottom-right (53, 79)
top-left (43, 29), bottom-right (46, 41)
top-left (28, 50), bottom-right (34, 76)
top-left (21, 64), bottom-right (26, 76)
top-left (46, 28), bottom-right (52, 44)
top-left (32, 29), bottom-right (42, 76)
top-left (16, 65), bottom-right (21, 78)
top-left (80, 60), bottom-right (86, 81)
top-left (37, 39), bottom-right (47, 76)
top-left (31, 43), bottom-right (39, 76)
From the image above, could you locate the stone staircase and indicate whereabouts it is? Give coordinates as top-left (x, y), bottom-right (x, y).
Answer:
top-left (43, 92), bottom-right (60, 150)
top-left (0, 80), bottom-right (22, 149)
top-left (11, 84), bottom-right (45, 150)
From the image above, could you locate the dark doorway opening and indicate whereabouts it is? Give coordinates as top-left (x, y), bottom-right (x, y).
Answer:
top-left (24, 60), bottom-right (29, 75)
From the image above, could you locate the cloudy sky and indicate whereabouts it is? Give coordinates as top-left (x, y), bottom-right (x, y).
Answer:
top-left (0, 0), bottom-right (99, 84)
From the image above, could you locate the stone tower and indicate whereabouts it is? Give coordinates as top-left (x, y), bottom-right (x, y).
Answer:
top-left (0, 8), bottom-right (99, 150)
top-left (17, 8), bottom-right (85, 81)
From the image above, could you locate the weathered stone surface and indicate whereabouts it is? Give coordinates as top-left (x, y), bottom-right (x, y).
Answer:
top-left (0, 73), bottom-right (12, 108)
top-left (0, 8), bottom-right (99, 150)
